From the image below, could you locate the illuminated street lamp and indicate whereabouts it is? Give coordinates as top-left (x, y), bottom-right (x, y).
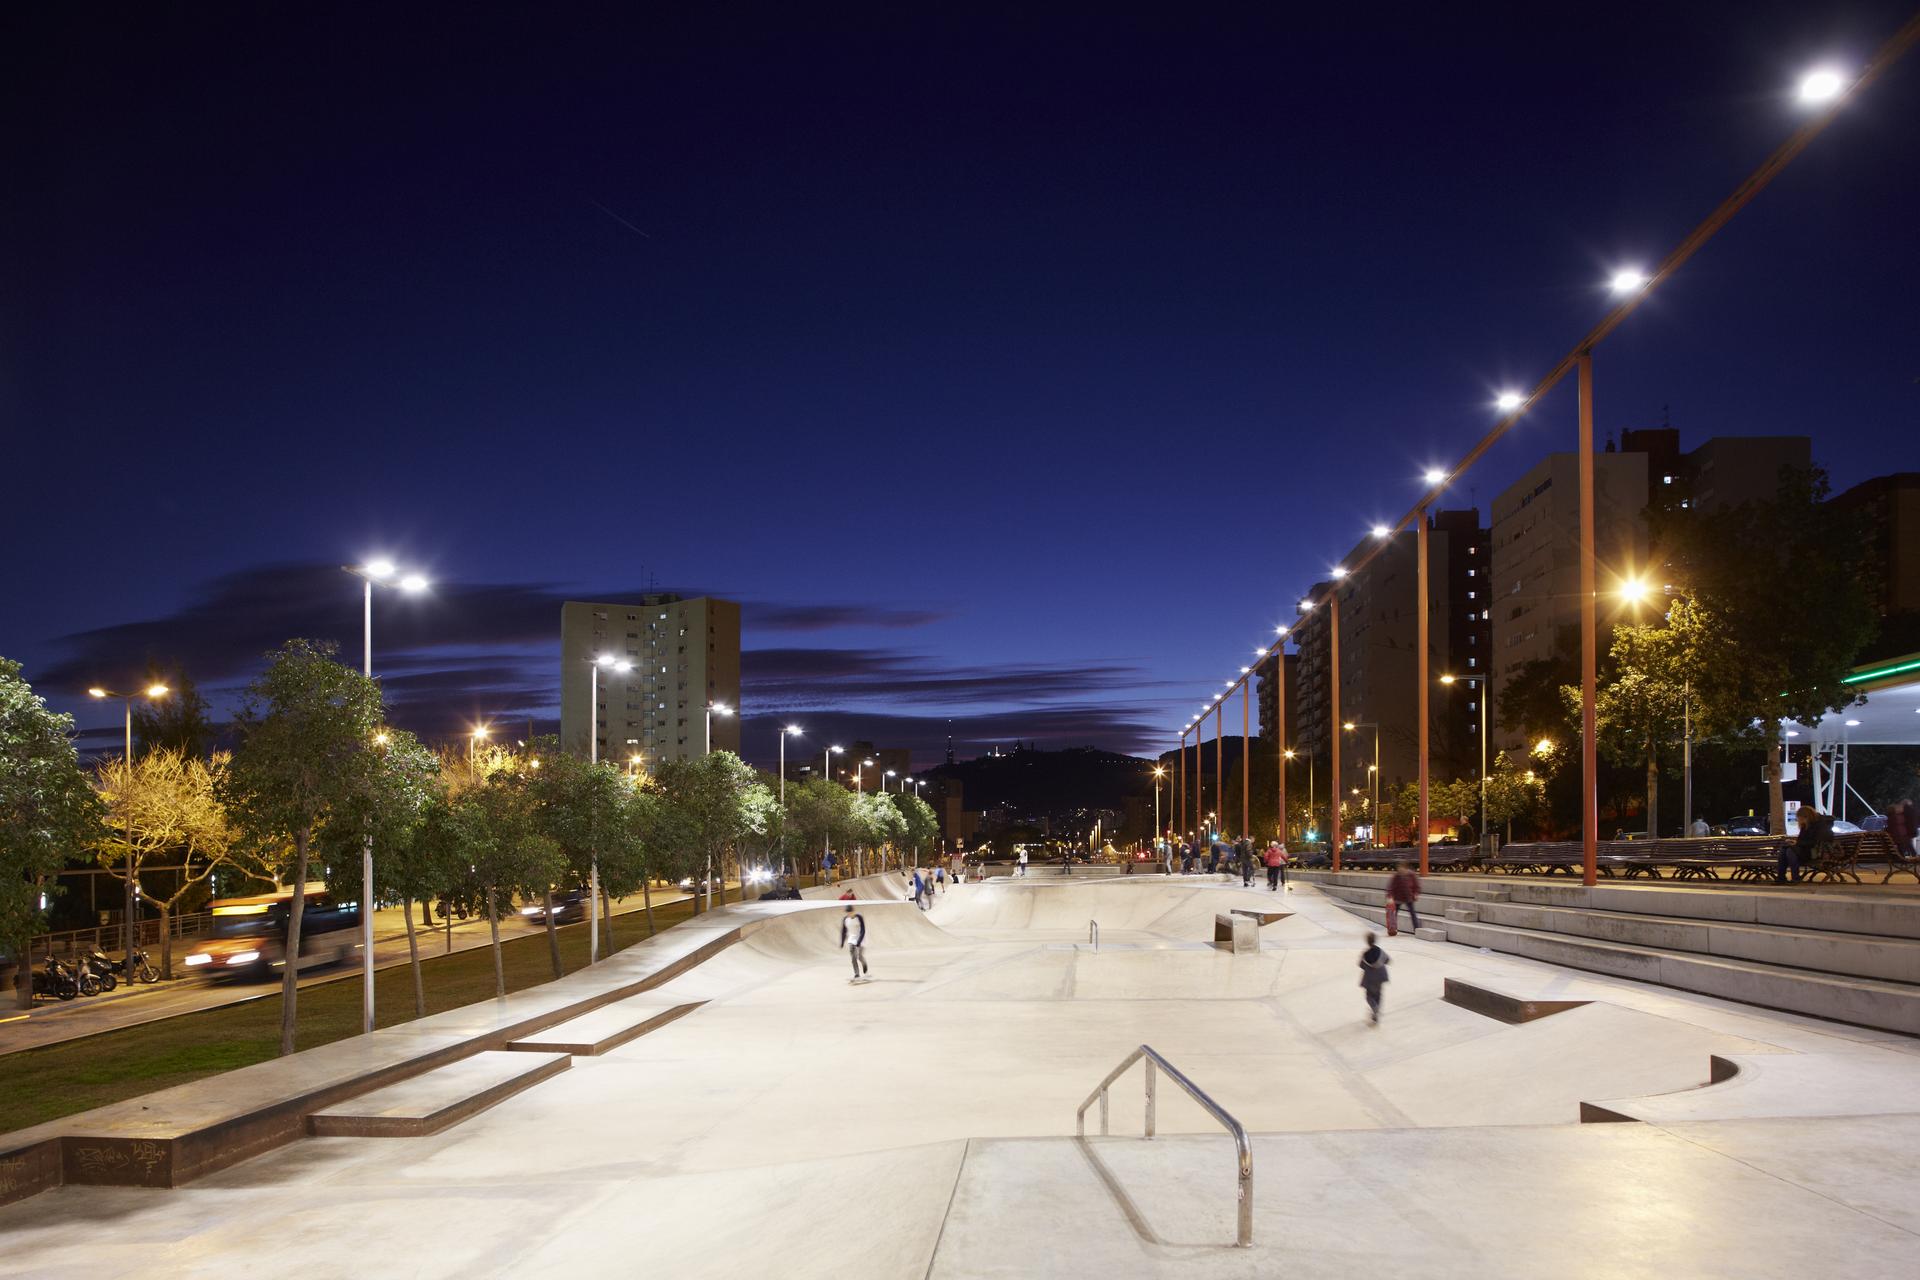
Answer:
top-left (1151, 765), bottom-right (1166, 842)
top-left (1608, 267), bottom-right (1649, 295)
top-left (581, 653), bottom-right (634, 962)
top-left (704, 701), bottom-right (733, 755)
top-left (1422, 468), bottom-right (1448, 487)
top-left (1370, 525), bottom-right (1390, 539)
top-left (1342, 721), bottom-right (1381, 849)
top-left (341, 557), bottom-right (428, 1032)
top-left (1798, 67), bottom-right (1849, 104)
top-left (89, 682), bottom-right (169, 984)
top-left (1495, 390), bottom-right (1525, 412)
top-left (884, 769), bottom-right (898, 792)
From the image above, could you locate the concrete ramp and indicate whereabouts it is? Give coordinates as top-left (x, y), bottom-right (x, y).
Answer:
top-left (930, 880), bottom-right (1290, 937)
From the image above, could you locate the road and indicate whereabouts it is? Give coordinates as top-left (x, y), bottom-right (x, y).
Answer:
top-left (0, 888), bottom-right (699, 1057)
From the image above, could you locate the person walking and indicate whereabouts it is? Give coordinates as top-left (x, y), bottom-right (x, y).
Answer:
top-left (1016, 848), bottom-right (1028, 878)
top-left (1888, 799), bottom-right (1916, 858)
top-left (1234, 837), bottom-right (1254, 887)
top-left (1385, 863), bottom-right (1422, 936)
top-left (1264, 841), bottom-right (1288, 892)
top-left (1359, 932), bottom-right (1389, 1024)
top-left (841, 904), bottom-right (869, 982)
top-left (934, 865), bottom-right (946, 895)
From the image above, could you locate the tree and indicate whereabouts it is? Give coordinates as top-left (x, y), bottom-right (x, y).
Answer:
top-left (131, 666), bottom-right (216, 758)
top-left (651, 752), bottom-right (760, 913)
top-left (733, 780), bottom-right (784, 885)
top-left (318, 728), bottom-right (442, 1013)
top-left (786, 777), bottom-right (855, 877)
top-left (1564, 602), bottom-right (1697, 839)
top-left (1665, 466), bottom-right (1878, 831)
top-left (523, 740), bottom-right (641, 970)
top-left (220, 640), bottom-right (384, 1054)
top-left (434, 776), bottom-right (562, 997)
top-left (891, 791), bottom-right (940, 865)
top-left (92, 749), bottom-right (237, 978)
top-left (1496, 626), bottom-right (1581, 751)
top-left (1, 659), bottom-right (104, 1009)
top-left (1482, 751), bottom-right (1548, 843)
top-left (852, 791), bottom-right (905, 875)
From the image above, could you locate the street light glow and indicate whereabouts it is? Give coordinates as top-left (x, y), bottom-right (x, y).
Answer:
top-left (1370, 525), bottom-right (1390, 539)
top-left (472, 725), bottom-right (491, 740)
top-left (1331, 566), bottom-right (1348, 579)
top-left (711, 703), bottom-right (734, 717)
top-left (1275, 624), bottom-right (1288, 635)
top-left (1440, 673), bottom-right (1456, 684)
top-left (398, 573), bottom-right (429, 593)
top-left (1609, 268), bottom-right (1649, 295)
top-left (1299, 599), bottom-right (1314, 612)
top-left (785, 724), bottom-right (803, 735)
top-left (1495, 390), bottom-right (1524, 411)
top-left (1423, 468), bottom-right (1448, 486)
top-left (146, 684), bottom-right (169, 698)
top-left (1619, 577), bottom-right (1652, 604)
top-left (87, 687), bottom-right (107, 698)
top-left (1798, 67), bottom-right (1848, 104)
top-left (1534, 738), bottom-right (1555, 756)
top-left (364, 558), bottom-right (397, 580)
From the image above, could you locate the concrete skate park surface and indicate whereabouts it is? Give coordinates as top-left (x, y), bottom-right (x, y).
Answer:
top-left (4, 876), bottom-right (1919, 1278)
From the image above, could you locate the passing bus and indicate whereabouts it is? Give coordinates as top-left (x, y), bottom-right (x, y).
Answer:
top-left (181, 884), bottom-right (361, 980)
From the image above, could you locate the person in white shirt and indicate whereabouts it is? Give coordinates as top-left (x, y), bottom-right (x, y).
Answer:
top-left (1016, 849), bottom-right (1028, 877)
top-left (840, 905), bottom-right (868, 981)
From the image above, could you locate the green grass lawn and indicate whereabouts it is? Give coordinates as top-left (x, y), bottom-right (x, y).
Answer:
top-left (0, 880), bottom-right (814, 1136)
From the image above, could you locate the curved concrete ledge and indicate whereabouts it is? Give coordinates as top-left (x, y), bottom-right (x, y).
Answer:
top-left (1581, 1051), bottom-right (1920, 1125)
top-left (1442, 978), bottom-right (1590, 1025)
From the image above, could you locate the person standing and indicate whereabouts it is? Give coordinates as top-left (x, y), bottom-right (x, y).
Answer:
top-left (1016, 848), bottom-right (1028, 878)
top-left (934, 865), bottom-right (946, 895)
top-left (1359, 932), bottom-right (1389, 1024)
top-left (1264, 841), bottom-right (1288, 891)
top-left (840, 905), bottom-right (869, 982)
top-left (1385, 863), bottom-right (1422, 936)
top-left (1234, 837), bottom-right (1254, 887)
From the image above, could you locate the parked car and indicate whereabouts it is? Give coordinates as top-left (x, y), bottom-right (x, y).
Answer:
top-left (1724, 815), bottom-right (1769, 836)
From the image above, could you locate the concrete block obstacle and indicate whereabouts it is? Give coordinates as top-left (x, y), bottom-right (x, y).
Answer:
top-left (1213, 913), bottom-right (1259, 952)
top-left (1443, 978), bottom-right (1591, 1024)
top-left (1229, 908), bottom-right (1291, 926)
top-left (505, 997), bottom-right (704, 1056)
top-left (307, 1051), bottom-right (570, 1137)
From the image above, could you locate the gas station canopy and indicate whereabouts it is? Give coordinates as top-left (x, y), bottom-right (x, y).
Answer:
top-left (1783, 653), bottom-right (1920, 748)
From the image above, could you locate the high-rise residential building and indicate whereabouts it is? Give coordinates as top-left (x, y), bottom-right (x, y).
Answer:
top-left (559, 595), bottom-right (741, 766)
top-left (1489, 450), bottom-right (1649, 751)
top-left (1254, 648), bottom-right (1298, 749)
top-left (1831, 472), bottom-right (1920, 658)
top-left (1284, 510), bottom-right (1487, 794)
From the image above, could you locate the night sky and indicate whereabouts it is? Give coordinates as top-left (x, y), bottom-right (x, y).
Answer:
top-left (6, 3), bottom-right (1917, 768)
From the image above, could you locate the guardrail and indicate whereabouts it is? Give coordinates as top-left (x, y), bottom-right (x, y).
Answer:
top-left (26, 913), bottom-right (212, 964)
top-left (1075, 1044), bottom-right (1253, 1248)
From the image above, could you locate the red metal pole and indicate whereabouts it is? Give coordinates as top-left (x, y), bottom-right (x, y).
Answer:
top-left (1330, 593), bottom-right (1343, 871)
top-left (1578, 351), bottom-right (1600, 887)
top-left (1214, 704), bottom-right (1224, 839)
top-left (1176, 731), bottom-right (1185, 841)
top-left (1193, 722), bottom-right (1202, 842)
top-left (1417, 511), bottom-right (1431, 874)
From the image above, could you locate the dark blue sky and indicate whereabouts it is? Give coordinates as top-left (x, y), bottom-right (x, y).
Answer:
top-left (5, 3), bottom-right (1916, 767)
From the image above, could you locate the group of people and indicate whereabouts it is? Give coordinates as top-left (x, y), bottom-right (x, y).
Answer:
top-left (1156, 836), bottom-right (1292, 891)
top-left (905, 865), bottom-right (947, 909)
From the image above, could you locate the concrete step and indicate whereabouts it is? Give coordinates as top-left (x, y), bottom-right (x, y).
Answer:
top-left (505, 997), bottom-right (703, 1056)
top-left (1442, 918), bottom-right (1920, 1037)
top-left (1474, 899), bottom-right (1920, 984)
top-left (306, 1051), bottom-right (570, 1137)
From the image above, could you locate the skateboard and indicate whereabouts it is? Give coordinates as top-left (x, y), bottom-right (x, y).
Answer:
top-left (849, 975), bottom-right (871, 985)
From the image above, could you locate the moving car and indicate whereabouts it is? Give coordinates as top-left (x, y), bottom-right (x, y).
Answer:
top-left (182, 885), bottom-right (360, 980)
top-left (519, 889), bottom-right (591, 926)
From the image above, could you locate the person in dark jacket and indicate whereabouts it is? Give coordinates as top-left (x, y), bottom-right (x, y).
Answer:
top-left (1359, 932), bottom-right (1390, 1024)
top-left (1386, 863), bottom-right (1422, 935)
top-left (1780, 807), bottom-right (1827, 883)
top-left (1234, 837), bottom-right (1255, 886)
top-left (1888, 800), bottom-right (1916, 857)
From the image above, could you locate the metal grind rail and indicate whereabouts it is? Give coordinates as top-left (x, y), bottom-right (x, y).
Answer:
top-left (1075, 1044), bottom-right (1254, 1248)
top-left (1088, 920), bottom-right (1099, 951)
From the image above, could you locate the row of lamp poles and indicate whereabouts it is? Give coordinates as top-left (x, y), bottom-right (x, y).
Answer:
top-left (1166, 50), bottom-right (1910, 885)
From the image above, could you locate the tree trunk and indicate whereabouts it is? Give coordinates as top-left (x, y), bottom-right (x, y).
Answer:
top-left (601, 885), bottom-right (613, 956)
top-left (485, 887), bottom-right (504, 999)
top-left (402, 895), bottom-right (425, 1017)
top-left (280, 829), bottom-right (310, 1056)
top-left (419, 897), bottom-right (434, 931)
top-left (641, 876), bottom-right (655, 938)
top-left (159, 902), bottom-right (174, 980)
top-left (1766, 732), bottom-right (1786, 835)
top-left (1645, 739), bottom-right (1660, 842)
top-left (543, 888), bottom-right (562, 980)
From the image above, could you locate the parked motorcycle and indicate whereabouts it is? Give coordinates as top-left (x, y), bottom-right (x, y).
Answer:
top-left (126, 947), bottom-right (160, 983)
top-left (32, 957), bottom-right (79, 1002)
top-left (80, 948), bottom-right (119, 993)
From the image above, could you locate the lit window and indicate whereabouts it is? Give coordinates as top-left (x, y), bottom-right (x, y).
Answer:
top-left (1663, 475), bottom-right (1673, 485)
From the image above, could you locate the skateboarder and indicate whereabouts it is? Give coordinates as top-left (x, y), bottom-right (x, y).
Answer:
top-left (1359, 932), bottom-right (1389, 1024)
top-left (840, 904), bottom-right (869, 981)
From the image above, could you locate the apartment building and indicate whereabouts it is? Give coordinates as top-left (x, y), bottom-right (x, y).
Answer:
top-left (559, 595), bottom-right (741, 765)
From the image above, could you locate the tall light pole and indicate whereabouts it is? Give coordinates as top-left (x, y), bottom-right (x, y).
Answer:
top-left (342, 558), bottom-right (427, 1033)
top-left (1152, 766), bottom-right (1165, 847)
top-left (779, 726), bottom-right (802, 876)
top-left (824, 745), bottom-right (844, 874)
top-left (884, 769), bottom-right (898, 793)
top-left (705, 701), bottom-right (734, 755)
top-left (1343, 722), bottom-right (1380, 848)
top-left (88, 683), bottom-right (169, 985)
top-left (586, 654), bottom-right (632, 962)
top-left (1441, 675), bottom-right (1489, 851)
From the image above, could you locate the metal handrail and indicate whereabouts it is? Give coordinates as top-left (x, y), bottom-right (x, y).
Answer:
top-left (1088, 920), bottom-right (1099, 951)
top-left (1074, 1044), bottom-right (1253, 1248)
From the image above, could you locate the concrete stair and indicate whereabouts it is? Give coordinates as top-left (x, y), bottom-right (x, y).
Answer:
top-left (1296, 870), bottom-right (1920, 1036)
top-left (306, 1051), bottom-right (570, 1137)
top-left (505, 996), bottom-right (703, 1056)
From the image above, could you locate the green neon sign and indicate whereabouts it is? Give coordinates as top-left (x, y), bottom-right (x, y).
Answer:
top-left (1843, 656), bottom-right (1920, 686)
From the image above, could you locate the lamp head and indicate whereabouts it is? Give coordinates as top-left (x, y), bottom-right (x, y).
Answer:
top-left (364, 558), bottom-right (397, 580)
top-left (399, 573), bottom-right (429, 594)
top-left (87, 687), bottom-right (107, 699)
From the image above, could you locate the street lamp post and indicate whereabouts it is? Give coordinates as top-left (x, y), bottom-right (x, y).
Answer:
top-left (824, 745), bottom-right (844, 875)
top-left (1152, 767), bottom-right (1165, 848)
top-left (704, 702), bottom-right (734, 755)
top-left (586, 655), bottom-right (633, 962)
top-left (88, 683), bottom-right (168, 984)
top-left (884, 769), bottom-right (898, 793)
top-left (779, 726), bottom-right (802, 875)
top-left (342, 559), bottom-right (427, 1033)
top-left (1343, 722), bottom-right (1380, 848)
top-left (1440, 675), bottom-right (1490, 852)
